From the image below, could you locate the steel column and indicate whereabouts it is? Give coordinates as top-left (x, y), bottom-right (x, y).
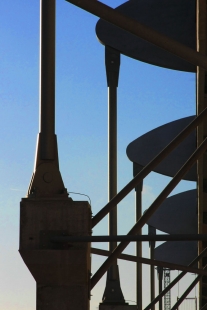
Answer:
top-left (157, 267), bottom-right (163, 310)
top-left (101, 46), bottom-right (125, 304)
top-left (27, 0), bottom-right (67, 198)
top-left (108, 69), bottom-right (117, 277)
top-left (149, 226), bottom-right (156, 310)
top-left (40, 0), bottom-right (55, 159)
top-left (134, 163), bottom-right (143, 310)
top-left (91, 137), bottom-right (207, 289)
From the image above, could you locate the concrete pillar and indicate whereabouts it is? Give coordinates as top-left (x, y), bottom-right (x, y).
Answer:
top-left (19, 1), bottom-right (92, 309)
top-left (19, 198), bottom-right (91, 310)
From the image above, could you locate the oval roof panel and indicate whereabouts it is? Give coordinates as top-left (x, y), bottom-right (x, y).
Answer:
top-left (126, 116), bottom-right (196, 180)
top-left (96, 0), bottom-right (196, 72)
top-left (154, 241), bottom-right (197, 266)
top-left (147, 190), bottom-right (197, 234)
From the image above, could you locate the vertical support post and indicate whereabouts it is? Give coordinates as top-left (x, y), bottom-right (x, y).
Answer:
top-left (197, 0), bottom-right (207, 307)
top-left (149, 225), bottom-right (156, 310)
top-left (27, 0), bottom-right (67, 198)
top-left (101, 46), bottom-right (126, 305)
top-left (134, 163), bottom-right (143, 310)
top-left (20, 3), bottom-right (91, 310)
top-left (157, 267), bottom-right (163, 310)
top-left (40, 0), bottom-right (55, 159)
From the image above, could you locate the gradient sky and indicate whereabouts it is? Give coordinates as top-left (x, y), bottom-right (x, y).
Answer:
top-left (0, 1), bottom-right (197, 309)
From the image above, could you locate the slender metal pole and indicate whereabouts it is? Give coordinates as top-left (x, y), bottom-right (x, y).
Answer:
top-left (102, 46), bottom-right (125, 303)
top-left (91, 137), bottom-right (207, 289)
top-left (40, 0), bottom-right (55, 159)
top-left (91, 248), bottom-right (207, 276)
top-left (65, 0), bottom-right (207, 70)
top-left (150, 245), bottom-right (155, 310)
top-left (149, 226), bottom-right (156, 310)
top-left (157, 267), bottom-right (163, 310)
top-left (144, 247), bottom-right (207, 310)
top-left (92, 107), bottom-right (207, 228)
top-left (107, 45), bottom-right (119, 279)
top-left (108, 80), bottom-right (117, 277)
top-left (171, 265), bottom-right (207, 310)
top-left (134, 163), bottom-right (143, 310)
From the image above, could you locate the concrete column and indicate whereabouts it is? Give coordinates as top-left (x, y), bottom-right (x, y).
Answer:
top-left (20, 3), bottom-right (91, 309)
top-left (101, 46), bottom-right (126, 305)
top-left (19, 198), bottom-right (91, 310)
top-left (100, 46), bottom-right (137, 309)
top-left (157, 267), bottom-right (163, 310)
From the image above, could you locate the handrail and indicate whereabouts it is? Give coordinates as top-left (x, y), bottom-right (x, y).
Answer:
top-left (171, 265), bottom-right (207, 310)
top-left (144, 247), bottom-right (207, 310)
top-left (65, 0), bottom-right (207, 70)
top-left (92, 107), bottom-right (207, 227)
top-left (91, 137), bottom-right (207, 289)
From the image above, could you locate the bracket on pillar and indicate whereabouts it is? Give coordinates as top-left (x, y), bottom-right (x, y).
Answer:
top-left (105, 45), bottom-right (120, 88)
top-left (133, 163), bottom-right (143, 192)
top-left (27, 133), bottom-right (68, 198)
top-left (149, 225), bottom-right (156, 249)
top-left (101, 265), bottom-right (126, 305)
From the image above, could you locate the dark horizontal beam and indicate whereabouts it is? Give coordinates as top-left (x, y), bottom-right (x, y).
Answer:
top-left (51, 234), bottom-right (207, 243)
top-left (91, 248), bottom-right (207, 277)
top-left (65, 0), bottom-right (207, 70)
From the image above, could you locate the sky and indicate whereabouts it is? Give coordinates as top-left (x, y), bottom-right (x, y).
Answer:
top-left (0, 0), bottom-right (197, 309)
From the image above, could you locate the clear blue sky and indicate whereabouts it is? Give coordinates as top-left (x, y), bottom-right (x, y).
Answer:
top-left (0, 1), bottom-right (197, 309)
